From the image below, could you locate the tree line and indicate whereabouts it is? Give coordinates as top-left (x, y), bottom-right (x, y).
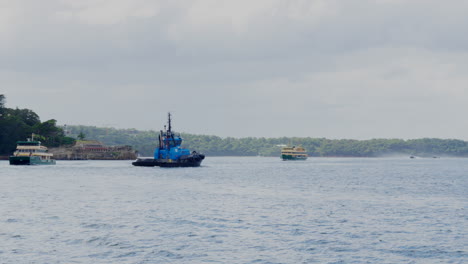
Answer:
top-left (0, 95), bottom-right (75, 155)
top-left (2, 93), bottom-right (468, 158)
top-left (67, 124), bottom-right (468, 157)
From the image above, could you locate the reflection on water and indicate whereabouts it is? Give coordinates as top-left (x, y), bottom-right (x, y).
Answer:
top-left (0, 157), bottom-right (466, 263)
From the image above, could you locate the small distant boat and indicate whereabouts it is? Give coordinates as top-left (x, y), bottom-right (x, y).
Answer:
top-left (9, 135), bottom-right (56, 165)
top-left (132, 113), bottom-right (205, 167)
top-left (281, 145), bottom-right (308, 161)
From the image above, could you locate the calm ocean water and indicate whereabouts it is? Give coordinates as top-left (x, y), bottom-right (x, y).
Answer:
top-left (0, 157), bottom-right (466, 264)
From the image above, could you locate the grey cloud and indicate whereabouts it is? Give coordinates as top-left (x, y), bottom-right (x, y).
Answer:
top-left (1, 0), bottom-right (468, 139)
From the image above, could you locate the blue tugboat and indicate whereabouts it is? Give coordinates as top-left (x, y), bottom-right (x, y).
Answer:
top-left (132, 113), bottom-right (205, 167)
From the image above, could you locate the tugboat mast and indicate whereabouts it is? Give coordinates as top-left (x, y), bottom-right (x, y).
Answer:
top-left (167, 112), bottom-right (172, 132)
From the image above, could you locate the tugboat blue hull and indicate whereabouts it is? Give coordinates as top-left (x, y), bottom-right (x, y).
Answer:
top-left (132, 154), bottom-right (205, 167)
top-left (132, 113), bottom-right (205, 168)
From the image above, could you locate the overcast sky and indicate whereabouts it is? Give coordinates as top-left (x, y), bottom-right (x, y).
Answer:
top-left (2, 0), bottom-right (468, 139)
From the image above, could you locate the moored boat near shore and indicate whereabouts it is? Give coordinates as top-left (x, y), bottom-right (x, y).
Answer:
top-left (9, 136), bottom-right (56, 165)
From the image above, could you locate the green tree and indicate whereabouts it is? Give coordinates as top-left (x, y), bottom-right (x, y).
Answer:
top-left (78, 132), bottom-right (86, 140)
top-left (0, 94), bottom-right (5, 110)
top-left (11, 108), bottom-right (40, 126)
top-left (32, 119), bottom-right (65, 147)
top-left (0, 96), bottom-right (75, 154)
top-left (0, 114), bottom-right (32, 154)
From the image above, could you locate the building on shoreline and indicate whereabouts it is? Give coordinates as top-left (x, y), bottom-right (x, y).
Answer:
top-left (49, 140), bottom-right (136, 160)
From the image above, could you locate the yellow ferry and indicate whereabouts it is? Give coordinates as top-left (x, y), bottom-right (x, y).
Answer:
top-left (281, 146), bottom-right (308, 161)
top-left (9, 135), bottom-right (56, 165)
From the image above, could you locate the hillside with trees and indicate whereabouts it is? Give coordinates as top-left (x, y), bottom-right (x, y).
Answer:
top-left (66, 124), bottom-right (468, 158)
top-left (0, 95), bottom-right (75, 155)
top-left (3, 93), bottom-right (468, 158)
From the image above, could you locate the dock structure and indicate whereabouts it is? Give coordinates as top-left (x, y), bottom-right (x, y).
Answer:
top-left (49, 140), bottom-right (137, 160)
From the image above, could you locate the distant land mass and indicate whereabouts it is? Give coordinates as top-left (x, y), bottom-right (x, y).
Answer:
top-left (2, 94), bottom-right (468, 158)
top-left (65, 125), bottom-right (468, 158)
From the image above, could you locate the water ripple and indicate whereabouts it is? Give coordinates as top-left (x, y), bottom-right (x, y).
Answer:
top-left (0, 157), bottom-right (466, 263)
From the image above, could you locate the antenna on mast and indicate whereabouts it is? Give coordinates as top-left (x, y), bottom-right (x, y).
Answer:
top-left (168, 112), bottom-right (172, 132)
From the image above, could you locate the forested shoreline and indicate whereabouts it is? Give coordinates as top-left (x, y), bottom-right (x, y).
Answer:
top-left (3, 94), bottom-right (468, 158)
top-left (67, 125), bottom-right (468, 158)
top-left (0, 95), bottom-right (75, 155)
